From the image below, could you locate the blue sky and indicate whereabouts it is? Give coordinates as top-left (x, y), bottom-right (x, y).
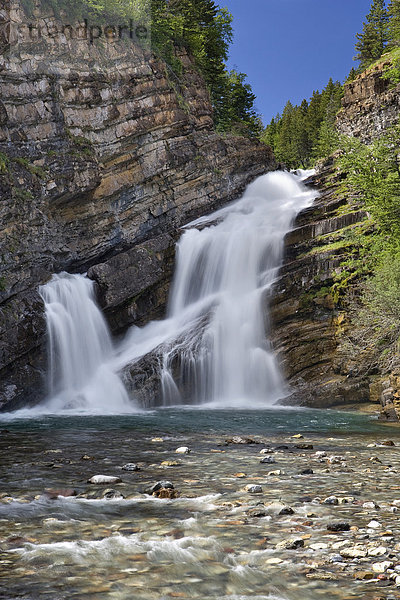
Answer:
top-left (221, 0), bottom-right (371, 125)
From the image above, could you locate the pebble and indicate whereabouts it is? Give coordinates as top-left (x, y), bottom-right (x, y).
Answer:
top-left (310, 542), bottom-right (329, 550)
top-left (161, 461), bottom-right (181, 467)
top-left (244, 484), bottom-right (262, 494)
top-left (368, 520), bottom-right (382, 529)
top-left (151, 438), bottom-right (164, 442)
top-left (121, 463), bottom-right (140, 471)
top-left (322, 496), bottom-right (339, 505)
top-left (363, 501), bottom-right (380, 510)
top-left (260, 448), bottom-right (274, 454)
top-left (87, 475), bottom-right (122, 484)
top-left (295, 443), bottom-right (314, 450)
top-left (372, 561), bottom-right (394, 573)
top-left (299, 469), bottom-right (314, 475)
top-left (148, 481), bottom-right (174, 494)
top-left (175, 447), bottom-right (190, 454)
top-left (103, 489), bottom-right (125, 500)
top-left (260, 456), bottom-right (275, 464)
top-left (291, 434), bottom-right (304, 439)
top-left (327, 522), bottom-right (350, 532)
top-left (276, 538), bottom-right (304, 550)
top-left (268, 470), bottom-right (284, 476)
top-left (368, 546), bottom-right (388, 557)
top-left (315, 451), bottom-right (327, 458)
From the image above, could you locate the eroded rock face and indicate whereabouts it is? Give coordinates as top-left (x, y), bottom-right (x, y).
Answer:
top-left (270, 160), bottom-right (371, 408)
top-left (0, 9), bottom-right (276, 410)
top-left (336, 60), bottom-right (400, 143)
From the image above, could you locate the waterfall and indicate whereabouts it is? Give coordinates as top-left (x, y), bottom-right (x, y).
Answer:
top-left (118, 170), bottom-right (317, 408)
top-left (37, 170), bottom-right (316, 413)
top-left (39, 273), bottom-right (134, 413)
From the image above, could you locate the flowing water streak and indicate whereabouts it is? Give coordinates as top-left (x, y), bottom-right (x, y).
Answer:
top-left (118, 170), bottom-right (317, 408)
top-left (39, 273), bottom-right (134, 413)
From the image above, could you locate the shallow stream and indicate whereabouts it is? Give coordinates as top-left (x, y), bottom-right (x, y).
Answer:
top-left (1, 408), bottom-right (400, 599)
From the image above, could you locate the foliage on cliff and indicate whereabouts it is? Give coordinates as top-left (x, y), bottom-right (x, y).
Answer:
top-left (262, 79), bottom-right (343, 169)
top-left (151, 0), bottom-right (262, 136)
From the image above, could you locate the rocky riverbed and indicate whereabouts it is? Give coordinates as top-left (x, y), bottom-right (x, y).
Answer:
top-left (1, 409), bottom-right (400, 599)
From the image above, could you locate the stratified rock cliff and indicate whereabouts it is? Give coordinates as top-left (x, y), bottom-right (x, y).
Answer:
top-left (272, 61), bottom-right (400, 413)
top-left (0, 6), bottom-right (275, 410)
top-left (336, 55), bottom-right (400, 143)
top-left (271, 161), bottom-right (371, 408)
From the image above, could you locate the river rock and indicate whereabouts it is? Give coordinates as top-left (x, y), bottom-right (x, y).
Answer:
top-left (226, 436), bottom-right (259, 445)
top-left (147, 481), bottom-right (174, 494)
top-left (327, 522), bottom-right (350, 532)
top-left (260, 448), bottom-right (274, 454)
top-left (276, 538), bottom-right (304, 550)
top-left (266, 502), bottom-right (294, 515)
top-left (87, 475), bottom-right (122, 484)
top-left (295, 443), bottom-right (314, 450)
top-left (363, 501), bottom-right (380, 510)
top-left (268, 470), bottom-right (284, 476)
top-left (291, 434), bottom-right (304, 439)
top-left (103, 489), bottom-right (125, 500)
top-left (245, 484), bottom-right (263, 494)
top-left (175, 447), bottom-right (190, 454)
top-left (368, 520), bottom-right (382, 529)
top-left (368, 546), bottom-right (388, 557)
top-left (121, 463), bottom-right (140, 471)
top-left (260, 456), bottom-right (276, 464)
top-left (372, 561), bottom-right (394, 573)
top-left (153, 487), bottom-right (179, 499)
top-left (322, 496), bottom-right (339, 505)
top-left (43, 488), bottom-right (77, 499)
top-left (299, 468), bottom-right (314, 475)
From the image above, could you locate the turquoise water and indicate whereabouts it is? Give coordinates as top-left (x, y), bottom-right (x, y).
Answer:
top-left (0, 406), bottom-right (388, 434)
top-left (1, 407), bottom-right (400, 600)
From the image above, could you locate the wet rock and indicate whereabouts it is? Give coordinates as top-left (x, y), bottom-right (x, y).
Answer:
top-left (260, 448), bottom-right (274, 454)
top-left (372, 561), bottom-right (394, 573)
top-left (81, 455), bottom-right (95, 461)
top-left (266, 502), bottom-right (294, 516)
top-left (43, 488), bottom-right (77, 499)
top-left (161, 460), bottom-right (182, 467)
top-left (151, 438), bottom-right (164, 443)
top-left (291, 434), bottom-right (304, 439)
top-left (275, 445), bottom-right (289, 450)
top-left (175, 446), bottom-right (190, 454)
top-left (315, 451), bottom-right (327, 458)
top-left (368, 546), bottom-right (388, 557)
top-left (379, 440), bottom-right (396, 447)
top-left (299, 469), bottom-right (314, 475)
top-left (329, 554), bottom-right (345, 563)
top-left (363, 501), bottom-right (380, 510)
top-left (310, 542), bottom-right (329, 550)
top-left (103, 489), bottom-right (125, 500)
top-left (244, 484), bottom-right (263, 494)
top-left (327, 455), bottom-right (344, 464)
top-left (327, 522), bottom-right (350, 532)
top-left (121, 463), bottom-right (140, 471)
top-left (322, 496), bottom-right (339, 505)
top-left (295, 443), bottom-right (314, 450)
top-left (341, 545), bottom-right (368, 558)
top-left (153, 487), bottom-right (179, 499)
top-left (225, 436), bottom-right (259, 445)
top-left (146, 481), bottom-right (174, 494)
top-left (87, 475), bottom-right (122, 484)
top-left (260, 456), bottom-right (276, 464)
top-left (368, 520), bottom-right (382, 529)
top-left (247, 506), bottom-right (267, 518)
top-left (276, 538), bottom-right (304, 550)
top-left (354, 571), bottom-right (375, 580)
top-left (268, 470), bottom-right (284, 476)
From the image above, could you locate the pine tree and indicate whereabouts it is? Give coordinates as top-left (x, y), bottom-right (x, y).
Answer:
top-left (388, 0), bottom-right (400, 45)
top-left (355, 0), bottom-right (389, 69)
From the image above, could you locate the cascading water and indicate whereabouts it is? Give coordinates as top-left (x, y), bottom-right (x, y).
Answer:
top-left (35, 170), bottom-right (316, 414)
top-left (39, 273), bottom-right (133, 413)
top-left (118, 170), bottom-right (317, 408)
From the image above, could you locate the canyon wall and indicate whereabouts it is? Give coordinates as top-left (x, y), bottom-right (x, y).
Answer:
top-left (0, 5), bottom-right (275, 410)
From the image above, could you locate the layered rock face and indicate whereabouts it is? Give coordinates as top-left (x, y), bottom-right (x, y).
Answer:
top-left (270, 161), bottom-right (371, 408)
top-left (336, 58), bottom-right (400, 143)
top-left (0, 6), bottom-right (275, 410)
